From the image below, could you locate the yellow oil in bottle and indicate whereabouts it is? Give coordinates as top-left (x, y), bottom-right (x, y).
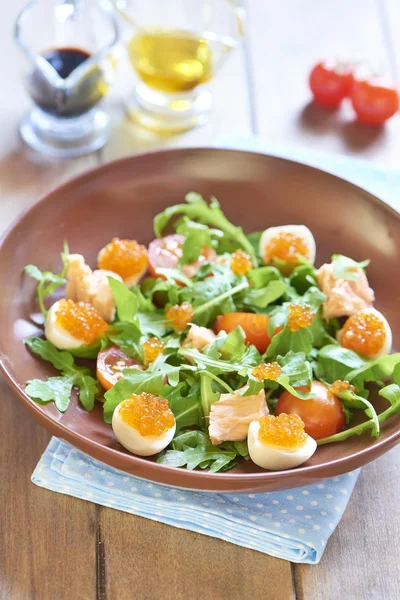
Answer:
top-left (128, 29), bottom-right (220, 93)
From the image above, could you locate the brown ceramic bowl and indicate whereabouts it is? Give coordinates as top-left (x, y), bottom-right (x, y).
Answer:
top-left (1, 148), bottom-right (399, 493)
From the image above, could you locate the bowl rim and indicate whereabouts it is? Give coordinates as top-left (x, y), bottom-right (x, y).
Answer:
top-left (1, 146), bottom-right (400, 486)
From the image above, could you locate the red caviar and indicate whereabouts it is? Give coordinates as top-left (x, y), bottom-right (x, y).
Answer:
top-left (340, 311), bottom-right (386, 356)
top-left (258, 413), bottom-right (308, 449)
top-left (287, 304), bottom-right (315, 332)
top-left (264, 232), bottom-right (309, 263)
top-left (55, 299), bottom-right (108, 343)
top-left (143, 337), bottom-right (165, 365)
top-left (165, 302), bottom-right (193, 332)
top-left (119, 393), bottom-right (174, 436)
top-left (330, 380), bottom-right (356, 395)
top-left (231, 249), bottom-right (253, 275)
top-left (252, 362), bottom-right (282, 381)
top-left (98, 238), bottom-right (148, 280)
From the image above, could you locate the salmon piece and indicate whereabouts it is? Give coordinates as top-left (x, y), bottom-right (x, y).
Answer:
top-left (66, 254), bottom-right (122, 322)
top-left (316, 263), bottom-right (374, 321)
top-left (184, 324), bottom-right (216, 350)
top-left (209, 387), bottom-right (268, 445)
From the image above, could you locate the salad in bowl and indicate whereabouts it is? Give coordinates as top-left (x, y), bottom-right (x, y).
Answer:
top-left (23, 192), bottom-right (400, 473)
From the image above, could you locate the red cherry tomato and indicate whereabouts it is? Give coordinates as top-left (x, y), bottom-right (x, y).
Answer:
top-left (148, 234), bottom-right (217, 279)
top-left (350, 77), bottom-right (399, 125)
top-left (309, 60), bottom-right (354, 107)
top-left (96, 346), bottom-right (141, 390)
top-left (214, 312), bottom-right (272, 353)
top-left (275, 380), bottom-right (345, 440)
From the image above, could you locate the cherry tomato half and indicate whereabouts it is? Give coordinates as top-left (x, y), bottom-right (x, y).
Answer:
top-left (350, 77), bottom-right (399, 125)
top-left (309, 60), bottom-right (354, 107)
top-left (214, 312), bottom-right (271, 353)
top-left (275, 380), bottom-right (345, 440)
top-left (148, 234), bottom-right (217, 279)
top-left (96, 346), bottom-right (141, 391)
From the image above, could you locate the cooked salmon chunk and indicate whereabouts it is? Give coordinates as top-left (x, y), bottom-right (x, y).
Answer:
top-left (209, 387), bottom-right (268, 445)
top-left (184, 324), bottom-right (216, 350)
top-left (66, 254), bottom-right (122, 322)
top-left (316, 262), bottom-right (374, 321)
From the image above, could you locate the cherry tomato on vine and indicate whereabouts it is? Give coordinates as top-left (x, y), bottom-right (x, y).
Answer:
top-left (309, 60), bottom-right (354, 107)
top-left (350, 77), bottom-right (399, 125)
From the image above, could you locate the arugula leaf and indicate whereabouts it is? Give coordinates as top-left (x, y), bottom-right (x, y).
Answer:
top-left (182, 275), bottom-right (248, 327)
top-left (200, 372), bottom-right (224, 417)
top-left (157, 429), bottom-right (239, 472)
top-left (136, 312), bottom-right (169, 337)
top-left (141, 276), bottom-right (180, 306)
top-left (277, 351), bottom-right (313, 387)
top-left (337, 390), bottom-right (380, 437)
top-left (315, 345), bottom-right (368, 384)
top-left (265, 327), bottom-right (314, 359)
top-left (347, 353), bottom-right (400, 391)
top-left (154, 192), bottom-right (258, 265)
top-left (289, 263), bottom-right (318, 295)
top-left (318, 383), bottom-right (400, 445)
top-left (153, 268), bottom-right (193, 287)
top-left (331, 255), bottom-right (370, 281)
top-left (247, 266), bottom-right (282, 289)
top-left (176, 217), bottom-right (223, 265)
top-left (129, 285), bottom-right (157, 312)
top-left (108, 277), bottom-right (139, 322)
top-left (69, 341), bottom-right (103, 359)
top-left (25, 337), bottom-right (97, 412)
top-left (24, 244), bottom-right (70, 317)
top-left (165, 382), bottom-right (203, 431)
top-left (25, 376), bottom-right (74, 412)
top-left (241, 280), bottom-right (286, 310)
top-left (275, 375), bottom-right (316, 399)
top-left (219, 327), bottom-right (246, 360)
top-left (107, 322), bottom-right (143, 361)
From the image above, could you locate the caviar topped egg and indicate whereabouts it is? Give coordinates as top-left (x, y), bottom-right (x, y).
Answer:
top-left (112, 393), bottom-right (176, 456)
top-left (259, 225), bottom-right (316, 271)
top-left (98, 238), bottom-right (148, 287)
top-left (45, 299), bottom-right (108, 350)
top-left (248, 413), bottom-right (317, 470)
top-left (337, 307), bottom-right (392, 359)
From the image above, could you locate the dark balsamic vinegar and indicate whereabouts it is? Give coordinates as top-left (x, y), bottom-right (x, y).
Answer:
top-left (27, 47), bottom-right (107, 118)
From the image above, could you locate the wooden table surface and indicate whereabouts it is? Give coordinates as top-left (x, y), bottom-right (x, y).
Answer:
top-left (1, 2), bottom-right (400, 599)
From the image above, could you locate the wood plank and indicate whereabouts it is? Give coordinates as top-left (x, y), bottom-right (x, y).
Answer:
top-left (101, 510), bottom-right (295, 600)
top-left (248, 0), bottom-right (400, 167)
top-left (0, 3), bottom-right (99, 599)
top-left (0, 389), bottom-right (98, 600)
top-left (295, 447), bottom-right (400, 600)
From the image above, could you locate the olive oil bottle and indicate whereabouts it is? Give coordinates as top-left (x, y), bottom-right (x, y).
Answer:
top-left (128, 29), bottom-right (232, 93)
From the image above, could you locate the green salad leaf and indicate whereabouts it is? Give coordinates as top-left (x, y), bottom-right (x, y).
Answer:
top-left (315, 345), bottom-right (369, 384)
top-left (25, 337), bottom-right (98, 412)
top-left (157, 430), bottom-right (245, 472)
top-left (108, 277), bottom-right (139, 322)
top-left (154, 192), bottom-right (258, 265)
top-left (265, 327), bottom-right (314, 358)
top-left (24, 244), bottom-right (69, 317)
top-left (176, 217), bottom-right (223, 265)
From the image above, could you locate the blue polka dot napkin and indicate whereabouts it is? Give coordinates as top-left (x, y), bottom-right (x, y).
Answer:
top-left (33, 438), bottom-right (359, 564)
top-left (31, 138), bottom-right (400, 564)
